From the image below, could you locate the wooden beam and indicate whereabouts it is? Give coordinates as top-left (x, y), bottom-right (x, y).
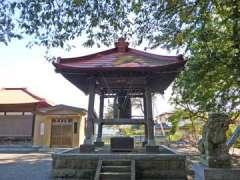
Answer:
top-left (101, 88), bottom-right (145, 94)
top-left (101, 118), bottom-right (145, 125)
top-left (0, 104), bottom-right (36, 112)
top-left (103, 94), bottom-right (144, 98)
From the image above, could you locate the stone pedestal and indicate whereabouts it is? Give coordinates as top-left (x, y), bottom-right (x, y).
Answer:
top-left (192, 163), bottom-right (240, 180)
top-left (94, 141), bottom-right (104, 147)
top-left (79, 144), bottom-right (95, 153)
top-left (110, 137), bottom-right (134, 152)
top-left (200, 154), bottom-right (231, 168)
top-left (145, 145), bottom-right (159, 153)
top-left (142, 141), bottom-right (147, 147)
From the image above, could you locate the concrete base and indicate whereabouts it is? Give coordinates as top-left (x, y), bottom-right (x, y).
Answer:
top-left (79, 144), bottom-right (95, 153)
top-left (94, 141), bottom-right (104, 147)
top-left (192, 163), bottom-right (240, 180)
top-left (145, 145), bottom-right (159, 153)
top-left (52, 146), bottom-right (187, 180)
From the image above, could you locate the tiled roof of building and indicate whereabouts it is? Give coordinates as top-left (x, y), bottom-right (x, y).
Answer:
top-left (37, 104), bottom-right (87, 114)
top-left (0, 88), bottom-right (53, 106)
top-left (53, 38), bottom-right (185, 94)
top-left (37, 104), bottom-right (98, 119)
top-left (53, 38), bottom-right (185, 72)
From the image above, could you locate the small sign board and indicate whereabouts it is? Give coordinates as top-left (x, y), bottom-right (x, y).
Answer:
top-left (40, 122), bottom-right (45, 136)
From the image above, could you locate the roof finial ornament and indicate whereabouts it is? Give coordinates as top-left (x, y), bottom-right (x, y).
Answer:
top-left (115, 38), bottom-right (129, 52)
top-left (177, 54), bottom-right (184, 61)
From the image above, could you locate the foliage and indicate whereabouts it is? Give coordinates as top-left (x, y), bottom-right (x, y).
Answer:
top-left (168, 1), bottom-right (240, 116)
top-left (168, 131), bottom-right (183, 142)
top-left (0, 0), bottom-right (239, 117)
top-left (119, 125), bottom-right (144, 136)
top-left (0, 0), bottom-right (133, 48)
top-left (226, 124), bottom-right (240, 148)
top-left (168, 110), bottom-right (183, 135)
top-left (168, 108), bottom-right (204, 144)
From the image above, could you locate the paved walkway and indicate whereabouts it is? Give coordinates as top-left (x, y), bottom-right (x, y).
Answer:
top-left (0, 153), bottom-right (52, 180)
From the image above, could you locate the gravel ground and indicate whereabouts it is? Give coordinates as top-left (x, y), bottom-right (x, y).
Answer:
top-left (169, 144), bottom-right (240, 168)
top-left (0, 153), bottom-right (52, 180)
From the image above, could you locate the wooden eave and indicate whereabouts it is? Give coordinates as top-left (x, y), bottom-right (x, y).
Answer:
top-left (0, 103), bottom-right (37, 112)
top-left (55, 47), bottom-right (182, 63)
top-left (53, 41), bottom-right (186, 94)
top-left (54, 60), bottom-right (185, 74)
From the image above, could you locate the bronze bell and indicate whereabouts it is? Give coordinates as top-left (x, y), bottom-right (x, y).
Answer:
top-left (113, 92), bottom-right (131, 119)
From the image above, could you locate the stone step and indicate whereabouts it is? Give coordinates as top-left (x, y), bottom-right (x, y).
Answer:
top-left (102, 160), bottom-right (131, 166)
top-left (141, 179), bottom-right (187, 180)
top-left (100, 172), bottom-right (131, 180)
top-left (102, 165), bottom-right (131, 172)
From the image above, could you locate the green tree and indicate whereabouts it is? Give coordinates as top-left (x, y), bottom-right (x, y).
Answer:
top-left (1, 0), bottom-right (239, 116)
top-left (226, 124), bottom-right (240, 148)
top-left (169, 108), bottom-right (205, 144)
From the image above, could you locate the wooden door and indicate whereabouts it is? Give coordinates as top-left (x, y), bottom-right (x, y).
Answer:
top-left (51, 119), bottom-right (73, 147)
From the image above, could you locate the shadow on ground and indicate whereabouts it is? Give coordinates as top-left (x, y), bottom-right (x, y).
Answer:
top-left (0, 153), bottom-right (52, 180)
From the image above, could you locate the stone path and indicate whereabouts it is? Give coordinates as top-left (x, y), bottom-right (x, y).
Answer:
top-left (170, 143), bottom-right (240, 157)
top-left (169, 143), bottom-right (200, 155)
top-left (0, 153), bottom-right (52, 180)
top-left (170, 144), bottom-right (240, 168)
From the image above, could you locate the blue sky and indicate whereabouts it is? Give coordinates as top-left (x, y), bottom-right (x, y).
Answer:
top-left (0, 37), bottom-right (176, 116)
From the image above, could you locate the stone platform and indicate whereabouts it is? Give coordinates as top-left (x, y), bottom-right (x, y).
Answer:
top-left (52, 145), bottom-right (189, 180)
top-left (192, 163), bottom-right (240, 180)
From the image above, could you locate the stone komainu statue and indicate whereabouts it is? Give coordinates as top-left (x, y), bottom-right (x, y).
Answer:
top-left (198, 112), bottom-right (231, 168)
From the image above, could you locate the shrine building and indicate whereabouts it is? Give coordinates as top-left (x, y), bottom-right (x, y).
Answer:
top-left (53, 38), bottom-right (185, 152)
top-left (0, 88), bottom-right (52, 142)
top-left (33, 104), bottom-right (89, 148)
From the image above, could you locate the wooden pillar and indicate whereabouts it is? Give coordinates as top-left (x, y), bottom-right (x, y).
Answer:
top-left (96, 123), bottom-right (103, 140)
top-left (143, 96), bottom-right (148, 144)
top-left (145, 88), bottom-right (155, 146)
top-left (31, 113), bottom-right (36, 138)
top-left (31, 104), bottom-right (38, 138)
top-left (84, 77), bottom-right (96, 145)
top-left (96, 92), bottom-right (104, 143)
top-left (113, 96), bottom-right (118, 119)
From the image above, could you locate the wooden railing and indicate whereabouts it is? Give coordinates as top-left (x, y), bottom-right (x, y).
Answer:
top-left (101, 135), bottom-right (168, 145)
top-left (101, 118), bottom-right (145, 125)
top-left (131, 160), bottom-right (136, 180)
top-left (94, 160), bottom-right (102, 180)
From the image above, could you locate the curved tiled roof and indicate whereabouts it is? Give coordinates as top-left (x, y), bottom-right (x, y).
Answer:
top-left (53, 39), bottom-right (184, 73)
top-left (53, 38), bottom-right (185, 94)
top-left (55, 49), bottom-right (183, 68)
top-left (37, 104), bottom-right (87, 114)
top-left (37, 104), bottom-right (98, 119)
top-left (0, 88), bottom-right (53, 106)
